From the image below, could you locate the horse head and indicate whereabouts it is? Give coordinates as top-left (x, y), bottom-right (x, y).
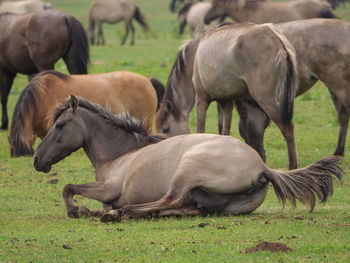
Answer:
top-left (34, 96), bottom-right (84, 173)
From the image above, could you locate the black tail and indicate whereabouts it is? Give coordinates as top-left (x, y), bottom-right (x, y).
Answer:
top-left (149, 77), bottom-right (165, 111)
top-left (133, 6), bottom-right (149, 31)
top-left (64, 16), bottom-right (90, 74)
top-left (320, 6), bottom-right (336, 18)
top-left (263, 156), bottom-right (343, 211)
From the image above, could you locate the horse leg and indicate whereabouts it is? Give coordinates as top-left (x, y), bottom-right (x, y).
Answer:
top-left (97, 23), bottom-right (105, 45)
top-left (235, 97), bottom-right (269, 162)
top-left (217, 102), bottom-right (223, 134)
top-left (130, 21), bottom-right (135, 45)
top-left (62, 182), bottom-right (120, 218)
top-left (217, 100), bottom-right (234, 135)
top-left (121, 21), bottom-right (130, 45)
top-left (329, 92), bottom-right (349, 156)
top-left (0, 70), bottom-right (16, 130)
top-left (196, 95), bottom-right (210, 133)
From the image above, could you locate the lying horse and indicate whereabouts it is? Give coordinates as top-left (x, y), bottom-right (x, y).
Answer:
top-left (0, 0), bottom-right (52, 14)
top-left (204, 0), bottom-right (335, 24)
top-left (156, 22), bottom-right (300, 169)
top-left (33, 96), bottom-right (342, 221)
top-left (0, 9), bottom-right (89, 130)
top-left (9, 70), bottom-right (164, 157)
top-left (88, 0), bottom-right (149, 45)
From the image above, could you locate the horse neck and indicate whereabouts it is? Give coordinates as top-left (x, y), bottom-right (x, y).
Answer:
top-left (81, 112), bottom-right (142, 169)
top-left (226, 1), bottom-right (260, 22)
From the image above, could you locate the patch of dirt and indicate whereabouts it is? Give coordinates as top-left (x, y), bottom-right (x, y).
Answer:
top-left (245, 241), bottom-right (293, 254)
top-left (197, 222), bottom-right (209, 228)
top-left (46, 179), bottom-right (59, 184)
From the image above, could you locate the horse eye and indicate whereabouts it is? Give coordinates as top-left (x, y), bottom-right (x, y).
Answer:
top-left (162, 127), bottom-right (170, 134)
top-left (55, 123), bottom-right (64, 129)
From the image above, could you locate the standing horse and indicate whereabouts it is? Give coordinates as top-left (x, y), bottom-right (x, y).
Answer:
top-left (156, 23), bottom-right (300, 169)
top-left (0, 0), bottom-right (52, 14)
top-left (33, 96), bottom-right (342, 221)
top-left (231, 19), bottom-right (350, 160)
top-left (88, 0), bottom-right (149, 45)
top-left (178, 1), bottom-right (225, 36)
top-left (0, 9), bottom-right (89, 130)
top-left (170, 0), bottom-right (202, 12)
top-left (9, 70), bottom-right (164, 157)
top-left (204, 0), bottom-right (335, 25)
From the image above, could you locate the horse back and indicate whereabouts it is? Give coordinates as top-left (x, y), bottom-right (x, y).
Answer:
top-left (89, 0), bottom-right (135, 23)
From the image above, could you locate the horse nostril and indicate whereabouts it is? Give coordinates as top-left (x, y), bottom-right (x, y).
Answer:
top-left (33, 156), bottom-right (38, 166)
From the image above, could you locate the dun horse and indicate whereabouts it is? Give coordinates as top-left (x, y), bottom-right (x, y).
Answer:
top-left (204, 0), bottom-right (335, 24)
top-left (9, 70), bottom-right (164, 157)
top-left (0, 0), bottom-right (52, 14)
top-left (170, 0), bottom-right (202, 12)
top-left (229, 19), bottom-right (350, 161)
top-left (156, 23), bottom-right (300, 169)
top-left (88, 0), bottom-right (149, 45)
top-left (178, 2), bottom-right (224, 36)
top-left (33, 96), bottom-right (342, 221)
top-left (0, 9), bottom-right (89, 130)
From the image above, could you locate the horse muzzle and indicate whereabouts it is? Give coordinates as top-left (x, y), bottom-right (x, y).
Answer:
top-left (33, 155), bottom-right (52, 173)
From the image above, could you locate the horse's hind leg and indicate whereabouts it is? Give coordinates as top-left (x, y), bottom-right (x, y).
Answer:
top-left (121, 22), bottom-right (130, 45)
top-left (217, 100), bottom-right (234, 135)
top-left (97, 23), bottom-right (105, 45)
top-left (329, 92), bottom-right (350, 156)
top-left (0, 70), bottom-right (16, 130)
top-left (130, 21), bottom-right (135, 45)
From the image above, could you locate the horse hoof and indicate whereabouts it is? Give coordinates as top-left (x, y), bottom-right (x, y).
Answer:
top-left (67, 207), bottom-right (80, 218)
top-left (0, 125), bottom-right (8, 130)
top-left (79, 206), bottom-right (91, 218)
top-left (101, 210), bottom-right (121, 223)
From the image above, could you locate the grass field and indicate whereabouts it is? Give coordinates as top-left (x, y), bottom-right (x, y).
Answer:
top-left (1, 0), bottom-right (350, 262)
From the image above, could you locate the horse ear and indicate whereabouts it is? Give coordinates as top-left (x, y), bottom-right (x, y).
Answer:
top-left (69, 95), bottom-right (78, 112)
top-left (164, 101), bottom-right (173, 113)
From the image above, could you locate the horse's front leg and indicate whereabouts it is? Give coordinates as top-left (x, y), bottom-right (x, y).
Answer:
top-left (217, 100), bottom-right (234, 135)
top-left (0, 71), bottom-right (16, 130)
top-left (121, 22), bottom-right (130, 45)
top-left (196, 96), bottom-right (210, 133)
top-left (62, 182), bottom-right (117, 218)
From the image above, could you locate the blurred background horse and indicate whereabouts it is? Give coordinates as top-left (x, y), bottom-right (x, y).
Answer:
top-left (0, 0), bottom-right (52, 14)
top-left (0, 9), bottom-right (89, 130)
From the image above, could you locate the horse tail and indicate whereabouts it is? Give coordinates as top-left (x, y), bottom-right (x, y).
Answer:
top-left (88, 8), bottom-right (96, 45)
top-left (64, 15), bottom-right (90, 74)
top-left (263, 156), bottom-right (343, 211)
top-left (9, 83), bottom-right (38, 157)
top-left (265, 24), bottom-right (298, 125)
top-left (320, 4), bottom-right (336, 18)
top-left (149, 77), bottom-right (165, 111)
top-left (133, 5), bottom-right (149, 31)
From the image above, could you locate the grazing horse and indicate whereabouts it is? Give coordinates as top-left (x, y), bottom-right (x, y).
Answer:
top-left (0, 10), bottom-right (89, 130)
top-left (229, 19), bottom-right (350, 160)
top-left (178, 2), bottom-right (225, 36)
top-left (170, 0), bottom-right (202, 12)
top-left (9, 70), bottom-right (164, 157)
top-left (156, 23), bottom-right (300, 169)
top-left (0, 0), bottom-right (52, 14)
top-left (88, 0), bottom-right (149, 45)
top-left (204, 0), bottom-right (335, 25)
top-left (33, 96), bottom-right (342, 221)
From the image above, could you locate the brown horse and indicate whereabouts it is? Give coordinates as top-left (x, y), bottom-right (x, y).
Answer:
top-left (9, 70), bottom-right (164, 157)
top-left (88, 0), bottom-right (149, 45)
top-left (204, 0), bottom-right (335, 25)
top-left (170, 0), bottom-right (202, 12)
top-left (0, 9), bottom-right (89, 130)
top-left (33, 96), bottom-right (342, 221)
top-left (228, 19), bottom-right (350, 160)
top-left (156, 22), bottom-right (300, 169)
top-left (0, 0), bottom-right (52, 14)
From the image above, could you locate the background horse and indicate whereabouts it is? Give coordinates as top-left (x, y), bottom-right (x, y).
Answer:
top-left (88, 0), bottom-right (149, 45)
top-left (230, 19), bottom-right (350, 161)
top-left (9, 70), bottom-right (164, 157)
top-left (170, 0), bottom-right (202, 12)
top-left (0, 0), bottom-right (52, 14)
top-left (178, 1), bottom-right (225, 36)
top-left (33, 96), bottom-right (342, 221)
top-left (204, 0), bottom-right (335, 24)
top-left (156, 23), bottom-right (300, 169)
top-left (0, 9), bottom-right (89, 130)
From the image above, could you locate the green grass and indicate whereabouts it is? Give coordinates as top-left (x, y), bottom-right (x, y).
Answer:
top-left (1, 0), bottom-right (350, 262)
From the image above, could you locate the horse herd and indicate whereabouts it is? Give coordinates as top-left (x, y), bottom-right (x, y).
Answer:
top-left (0, 0), bottom-right (348, 222)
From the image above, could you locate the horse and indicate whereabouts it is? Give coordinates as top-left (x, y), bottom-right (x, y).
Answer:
top-left (156, 22), bottom-right (300, 169)
top-left (88, 0), bottom-right (149, 45)
top-left (0, 9), bottom-right (89, 130)
top-left (178, 1), bottom-right (225, 36)
top-left (170, 0), bottom-right (202, 12)
top-left (33, 95), bottom-right (342, 221)
top-left (9, 70), bottom-right (164, 157)
top-left (224, 19), bottom-right (350, 161)
top-left (204, 0), bottom-right (335, 25)
top-left (0, 0), bottom-right (52, 14)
